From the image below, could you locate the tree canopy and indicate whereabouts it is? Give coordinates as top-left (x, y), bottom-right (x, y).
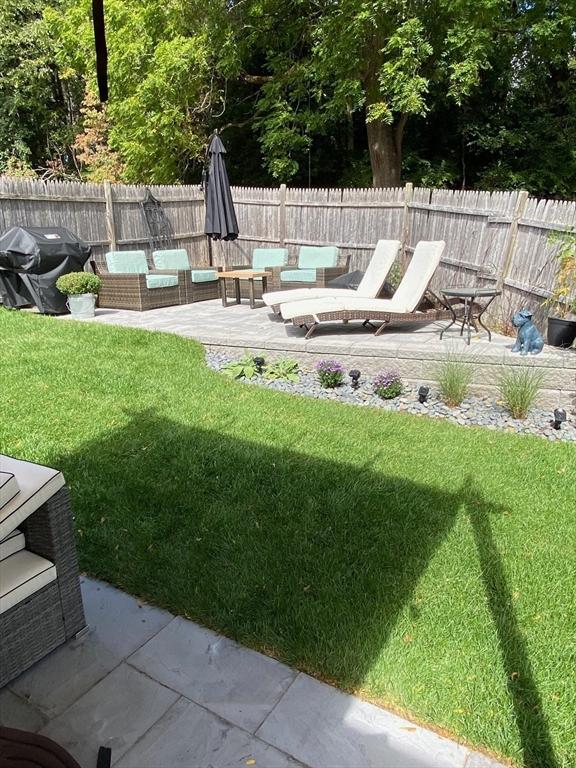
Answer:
top-left (1, 0), bottom-right (575, 195)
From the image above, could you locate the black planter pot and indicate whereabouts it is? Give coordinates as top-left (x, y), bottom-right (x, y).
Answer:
top-left (547, 316), bottom-right (576, 348)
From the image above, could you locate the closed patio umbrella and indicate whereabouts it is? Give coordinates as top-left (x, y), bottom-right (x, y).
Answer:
top-left (204, 132), bottom-right (239, 249)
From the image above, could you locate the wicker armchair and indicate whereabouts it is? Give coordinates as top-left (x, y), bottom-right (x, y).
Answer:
top-left (96, 251), bottom-right (185, 311)
top-left (225, 248), bottom-right (289, 300)
top-left (267, 246), bottom-right (350, 292)
top-left (0, 481), bottom-right (85, 688)
top-left (152, 249), bottom-right (220, 304)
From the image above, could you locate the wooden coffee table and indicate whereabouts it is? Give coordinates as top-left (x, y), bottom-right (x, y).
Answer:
top-left (218, 270), bottom-right (271, 309)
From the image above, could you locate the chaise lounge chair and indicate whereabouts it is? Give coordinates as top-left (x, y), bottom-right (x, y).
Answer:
top-left (262, 239), bottom-right (401, 311)
top-left (279, 240), bottom-right (457, 338)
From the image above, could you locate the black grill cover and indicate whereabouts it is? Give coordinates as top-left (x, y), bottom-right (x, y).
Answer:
top-left (0, 227), bottom-right (91, 314)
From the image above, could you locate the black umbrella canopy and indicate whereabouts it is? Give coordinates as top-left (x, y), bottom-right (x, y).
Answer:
top-left (204, 133), bottom-right (239, 242)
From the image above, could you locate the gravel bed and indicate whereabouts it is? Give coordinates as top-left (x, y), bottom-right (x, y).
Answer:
top-left (206, 351), bottom-right (576, 442)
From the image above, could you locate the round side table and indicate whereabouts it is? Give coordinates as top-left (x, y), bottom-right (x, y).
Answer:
top-left (440, 288), bottom-right (501, 344)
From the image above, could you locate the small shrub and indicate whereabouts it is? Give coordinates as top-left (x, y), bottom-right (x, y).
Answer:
top-left (56, 272), bottom-right (102, 296)
top-left (264, 358), bottom-right (300, 382)
top-left (435, 353), bottom-right (474, 406)
top-left (373, 370), bottom-right (403, 399)
top-left (498, 366), bottom-right (545, 419)
top-left (222, 353), bottom-right (263, 379)
top-left (316, 360), bottom-right (345, 388)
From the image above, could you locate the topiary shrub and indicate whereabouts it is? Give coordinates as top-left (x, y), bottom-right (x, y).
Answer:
top-left (373, 370), bottom-right (403, 399)
top-left (56, 272), bottom-right (102, 296)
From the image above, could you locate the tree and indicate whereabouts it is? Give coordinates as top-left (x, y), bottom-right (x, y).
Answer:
top-left (46, 0), bottom-right (232, 182)
top-left (463, 0), bottom-right (576, 197)
top-left (228, 0), bottom-right (510, 186)
top-left (0, 0), bottom-right (68, 173)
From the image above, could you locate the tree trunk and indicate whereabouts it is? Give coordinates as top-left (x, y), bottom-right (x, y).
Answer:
top-left (366, 119), bottom-right (403, 187)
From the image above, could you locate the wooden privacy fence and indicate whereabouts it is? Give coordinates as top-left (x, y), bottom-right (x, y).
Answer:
top-left (1, 176), bottom-right (575, 325)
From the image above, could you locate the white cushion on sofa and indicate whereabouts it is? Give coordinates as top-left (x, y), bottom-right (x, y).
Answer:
top-left (0, 456), bottom-right (65, 541)
top-left (0, 549), bottom-right (57, 614)
top-left (0, 472), bottom-right (20, 509)
top-left (0, 529), bottom-right (25, 561)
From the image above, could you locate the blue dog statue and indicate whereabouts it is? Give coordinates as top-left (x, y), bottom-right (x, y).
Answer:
top-left (512, 309), bottom-right (544, 355)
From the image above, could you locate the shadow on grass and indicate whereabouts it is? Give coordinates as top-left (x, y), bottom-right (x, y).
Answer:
top-left (51, 411), bottom-right (556, 766)
top-left (466, 485), bottom-right (558, 768)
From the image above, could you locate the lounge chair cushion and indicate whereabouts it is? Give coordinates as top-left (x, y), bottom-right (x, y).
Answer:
top-left (190, 269), bottom-right (218, 283)
top-left (280, 269), bottom-right (317, 283)
top-left (252, 248), bottom-right (289, 270)
top-left (152, 249), bottom-right (190, 271)
top-left (105, 251), bottom-right (149, 274)
top-left (145, 274), bottom-right (179, 290)
top-left (356, 240), bottom-right (401, 297)
top-left (0, 456), bottom-right (65, 541)
top-left (0, 549), bottom-right (57, 614)
top-left (0, 529), bottom-right (25, 561)
top-left (298, 246), bottom-right (339, 269)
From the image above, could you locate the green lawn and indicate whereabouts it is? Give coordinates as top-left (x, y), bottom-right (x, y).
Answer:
top-left (2, 309), bottom-right (574, 768)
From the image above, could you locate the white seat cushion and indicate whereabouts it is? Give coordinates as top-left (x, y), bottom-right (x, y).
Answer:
top-left (0, 549), bottom-right (57, 614)
top-left (0, 472), bottom-right (20, 509)
top-left (0, 529), bottom-right (25, 561)
top-left (264, 287), bottom-right (357, 305)
top-left (0, 456), bottom-right (65, 541)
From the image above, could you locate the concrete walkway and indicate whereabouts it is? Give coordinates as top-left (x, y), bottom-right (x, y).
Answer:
top-left (1, 578), bottom-right (505, 768)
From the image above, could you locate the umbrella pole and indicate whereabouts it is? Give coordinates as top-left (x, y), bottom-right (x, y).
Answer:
top-left (207, 236), bottom-right (213, 267)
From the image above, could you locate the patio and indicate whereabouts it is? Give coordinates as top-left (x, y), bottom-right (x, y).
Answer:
top-left (85, 300), bottom-right (576, 406)
top-left (0, 577), bottom-right (504, 768)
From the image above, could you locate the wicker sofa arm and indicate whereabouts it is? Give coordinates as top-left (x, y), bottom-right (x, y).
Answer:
top-left (20, 487), bottom-right (86, 638)
top-left (314, 265), bottom-right (350, 286)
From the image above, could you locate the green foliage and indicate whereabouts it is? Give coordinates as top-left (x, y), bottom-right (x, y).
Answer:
top-left (2, 0), bottom-right (575, 191)
top-left (316, 360), bottom-right (345, 388)
top-left (221, 353), bottom-right (262, 379)
top-left (546, 230), bottom-right (576, 319)
top-left (264, 358), bottom-right (300, 382)
top-left (435, 352), bottom-right (474, 407)
top-left (0, 0), bottom-right (69, 174)
top-left (373, 370), bottom-right (403, 400)
top-left (45, 0), bottom-right (226, 183)
top-left (497, 367), bottom-right (545, 420)
top-left (55, 272), bottom-right (102, 295)
top-left (387, 262), bottom-right (402, 291)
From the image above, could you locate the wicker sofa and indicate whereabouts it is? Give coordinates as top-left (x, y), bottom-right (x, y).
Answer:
top-left (0, 456), bottom-right (86, 688)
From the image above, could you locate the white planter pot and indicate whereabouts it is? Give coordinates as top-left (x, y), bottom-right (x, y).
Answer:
top-left (67, 293), bottom-right (97, 319)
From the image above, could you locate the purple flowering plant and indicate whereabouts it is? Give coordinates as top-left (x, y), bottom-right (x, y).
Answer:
top-left (316, 359), bottom-right (345, 388)
top-left (373, 370), bottom-right (403, 399)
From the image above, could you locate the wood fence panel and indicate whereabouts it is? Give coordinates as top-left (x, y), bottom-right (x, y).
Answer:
top-left (0, 178), bottom-right (107, 244)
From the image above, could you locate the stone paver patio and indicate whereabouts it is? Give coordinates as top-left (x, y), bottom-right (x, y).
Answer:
top-left (0, 578), bottom-right (505, 768)
top-left (80, 300), bottom-right (575, 406)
